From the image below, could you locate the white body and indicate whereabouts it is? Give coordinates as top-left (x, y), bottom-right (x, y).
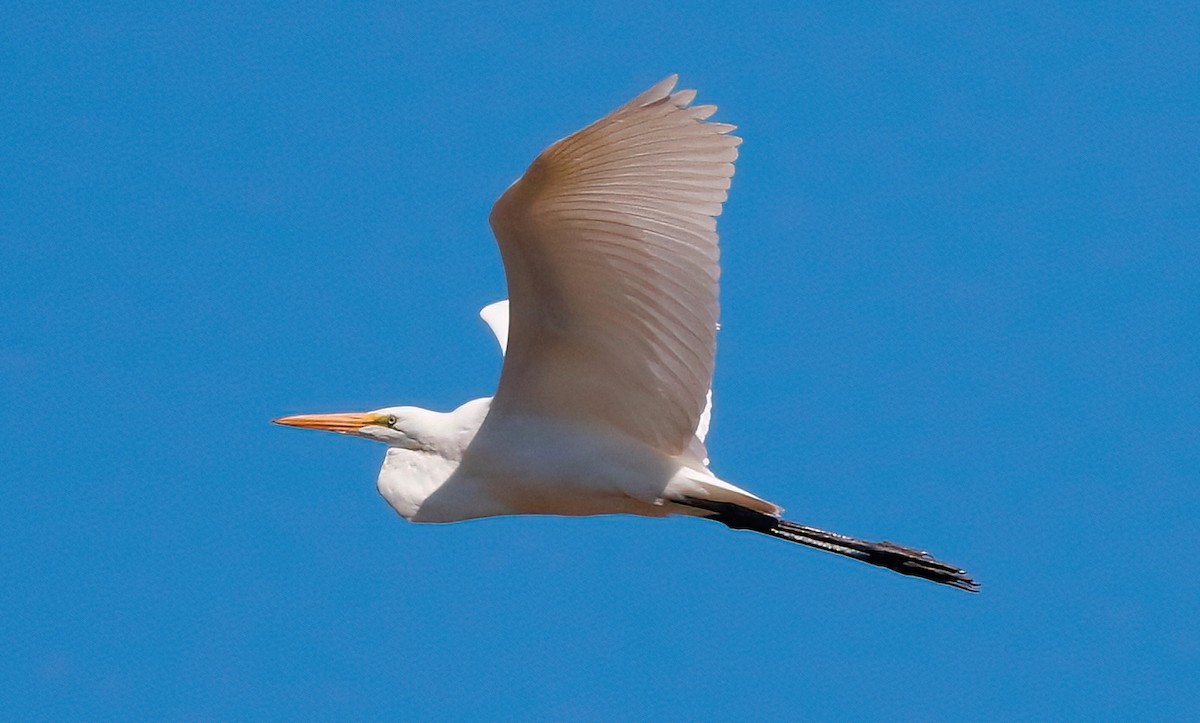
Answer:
top-left (376, 398), bottom-right (687, 522)
top-left (375, 388), bottom-right (772, 525)
top-left (281, 77), bottom-right (780, 525)
top-left (273, 76), bottom-right (979, 592)
top-left (376, 307), bottom-right (770, 522)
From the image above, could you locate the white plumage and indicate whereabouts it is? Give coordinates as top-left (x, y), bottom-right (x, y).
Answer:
top-left (275, 76), bottom-right (978, 591)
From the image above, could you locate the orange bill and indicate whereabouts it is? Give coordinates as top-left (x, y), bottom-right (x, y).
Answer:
top-left (272, 412), bottom-right (387, 432)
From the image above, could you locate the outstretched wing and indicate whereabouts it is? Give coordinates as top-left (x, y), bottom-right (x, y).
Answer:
top-left (487, 76), bottom-right (739, 456)
top-left (480, 297), bottom-right (714, 464)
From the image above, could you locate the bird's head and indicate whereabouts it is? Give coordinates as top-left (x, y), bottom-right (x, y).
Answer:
top-left (273, 406), bottom-right (433, 450)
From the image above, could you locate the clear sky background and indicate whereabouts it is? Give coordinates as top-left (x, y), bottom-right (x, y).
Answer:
top-left (3, 2), bottom-right (1197, 720)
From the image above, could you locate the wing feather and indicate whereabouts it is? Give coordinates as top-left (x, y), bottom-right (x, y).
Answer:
top-left (487, 76), bottom-right (738, 455)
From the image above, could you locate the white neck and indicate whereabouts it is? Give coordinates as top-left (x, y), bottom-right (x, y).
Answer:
top-left (374, 397), bottom-right (491, 520)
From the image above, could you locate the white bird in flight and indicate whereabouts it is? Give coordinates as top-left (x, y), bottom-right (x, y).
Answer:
top-left (275, 76), bottom-right (978, 591)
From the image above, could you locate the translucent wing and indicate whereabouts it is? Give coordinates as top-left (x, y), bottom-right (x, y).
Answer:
top-left (481, 297), bottom-right (713, 463)
top-left (487, 76), bottom-right (739, 456)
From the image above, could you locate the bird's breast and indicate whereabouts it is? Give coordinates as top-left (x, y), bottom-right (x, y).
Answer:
top-left (376, 447), bottom-right (459, 521)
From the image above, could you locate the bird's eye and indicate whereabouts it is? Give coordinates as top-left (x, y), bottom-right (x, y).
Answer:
top-left (387, 415), bottom-right (398, 427)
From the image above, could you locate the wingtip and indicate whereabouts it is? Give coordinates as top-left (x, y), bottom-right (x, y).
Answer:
top-left (670, 88), bottom-right (697, 108)
top-left (479, 298), bottom-right (508, 321)
top-left (629, 74), bottom-right (681, 108)
top-left (479, 299), bottom-right (510, 355)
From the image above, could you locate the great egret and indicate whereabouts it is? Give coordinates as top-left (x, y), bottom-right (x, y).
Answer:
top-left (275, 76), bottom-right (978, 592)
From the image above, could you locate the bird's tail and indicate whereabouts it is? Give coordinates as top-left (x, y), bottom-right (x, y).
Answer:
top-left (680, 498), bottom-right (979, 592)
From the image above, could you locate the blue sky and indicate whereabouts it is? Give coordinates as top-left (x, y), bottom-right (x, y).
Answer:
top-left (3, 2), bottom-right (1197, 719)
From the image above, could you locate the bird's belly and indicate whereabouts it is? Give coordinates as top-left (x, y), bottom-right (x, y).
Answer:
top-left (450, 418), bottom-right (681, 519)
